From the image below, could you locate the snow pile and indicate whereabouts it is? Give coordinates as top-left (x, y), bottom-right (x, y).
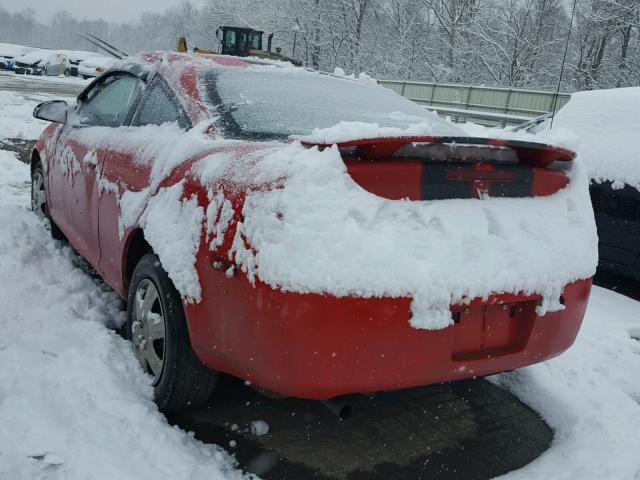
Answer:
top-left (0, 150), bottom-right (250, 480)
top-left (331, 66), bottom-right (377, 84)
top-left (194, 140), bottom-right (599, 329)
top-left (495, 286), bottom-right (640, 479)
top-left (552, 87), bottom-right (640, 189)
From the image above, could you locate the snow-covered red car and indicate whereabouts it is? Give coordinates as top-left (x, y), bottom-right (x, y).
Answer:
top-left (30, 52), bottom-right (597, 412)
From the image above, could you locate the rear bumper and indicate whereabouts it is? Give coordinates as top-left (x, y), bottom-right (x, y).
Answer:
top-left (186, 272), bottom-right (592, 400)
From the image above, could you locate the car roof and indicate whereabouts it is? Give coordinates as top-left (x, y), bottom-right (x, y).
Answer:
top-left (117, 51), bottom-right (251, 72)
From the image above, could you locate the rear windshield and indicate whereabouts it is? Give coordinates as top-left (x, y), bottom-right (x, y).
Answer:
top-left (201, 67), bottom-right (460, 141)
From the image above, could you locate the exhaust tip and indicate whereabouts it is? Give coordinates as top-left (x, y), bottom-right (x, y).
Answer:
top-left (338, 404), bottom-right (353, 420)
top-left (321, 398), bottom-right (353, 420)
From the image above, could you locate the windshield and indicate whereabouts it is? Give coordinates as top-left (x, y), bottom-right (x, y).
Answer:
top-left (202, 67), bottom-right (461, 141)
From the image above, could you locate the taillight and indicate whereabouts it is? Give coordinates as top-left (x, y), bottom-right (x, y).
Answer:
top-left (346, 159), bottom-right (568, 201)
top-left (96, 67), bottom-right (104, 72)
top-left (305, 136), bottom-right (573, 201)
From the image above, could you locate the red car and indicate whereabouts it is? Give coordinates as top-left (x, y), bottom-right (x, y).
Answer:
top-left (31, 52), bottom-right (593, 412)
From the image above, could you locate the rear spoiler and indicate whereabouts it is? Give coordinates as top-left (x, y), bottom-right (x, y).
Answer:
top-left (298, 136), bottom-right (576, 168)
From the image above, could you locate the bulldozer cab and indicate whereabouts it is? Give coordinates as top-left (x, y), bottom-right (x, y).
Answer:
top-left (218, 26), bottom-right (264, 56)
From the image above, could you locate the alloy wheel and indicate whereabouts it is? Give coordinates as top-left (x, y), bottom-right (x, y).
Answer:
top-left (131, 279), bottom-right (167, 384)
top-left (31, 171), bottom-right (47, 221)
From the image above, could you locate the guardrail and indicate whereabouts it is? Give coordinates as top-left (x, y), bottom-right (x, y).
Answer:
top-left (378, 79), bottom-right (571, 127)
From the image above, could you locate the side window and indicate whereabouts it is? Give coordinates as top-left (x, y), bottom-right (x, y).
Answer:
top-left (130, 77), bottom-right (190, 129)
top-left (248, 32), bottom-right (261, 50)
top-left (77, 74), bottom-right (143, 127)
top-left (224, 29), bottom-right (236, 47)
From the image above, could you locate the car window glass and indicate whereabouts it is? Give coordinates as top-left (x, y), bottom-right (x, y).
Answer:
top-left (204, 68), bottom-right (463, 140)
top-left (131, 79), bottom-right (187, 128)
top-left (78, 74), bottom-right (142, 127)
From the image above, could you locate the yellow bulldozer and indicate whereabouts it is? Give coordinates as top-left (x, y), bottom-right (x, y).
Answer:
top-left (177, 26), bottom-right (301, 65)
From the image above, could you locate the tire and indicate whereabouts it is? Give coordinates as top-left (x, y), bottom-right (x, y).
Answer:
top-left (31, 163), bottom-right (64, 240)
top-left (64, 68), bottom-right (70, 76)
top-left (127, 253), bottom-right (217, 412)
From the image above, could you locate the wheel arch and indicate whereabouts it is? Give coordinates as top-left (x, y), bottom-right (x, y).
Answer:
top-left (123, 228), bottom-right (154, 295)
top-left (30, 149), bottom-right (41, 173)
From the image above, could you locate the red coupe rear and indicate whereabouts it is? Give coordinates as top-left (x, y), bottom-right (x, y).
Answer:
top-left (31, 52), bottom-right (595, 412)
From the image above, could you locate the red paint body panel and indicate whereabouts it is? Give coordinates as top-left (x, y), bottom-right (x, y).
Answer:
top-left (35, 53), bottom-right (592, 401)
top-left (46, 131), bottom-right (102, 269)
top-left (97, 146), bottom-right (153, 292)
top-left (347, 161), bottom-right (423, 200)
top-left (186, 258), bottom-right (591, 399)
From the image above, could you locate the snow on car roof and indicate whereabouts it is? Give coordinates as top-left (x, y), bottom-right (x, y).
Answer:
top-left (80, 56), bottom-right (116, 68)
top-left (0, 43), bottom-right (38, 57)
top-left (15, 49), bottom-right (59, 64)
top-left (552, 87), bottom-right (640, 190)
top-left (59, 50), bottom-right (104, 61)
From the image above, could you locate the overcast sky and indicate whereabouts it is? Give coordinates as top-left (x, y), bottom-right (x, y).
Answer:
top-left (0, 0), bottom-right (201, 23)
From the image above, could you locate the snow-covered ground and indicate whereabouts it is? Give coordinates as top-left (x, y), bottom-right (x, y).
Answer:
top-left (0, 90), bottom-right (251, 480)
top-left (0, 90), bottom-right (61, 139)
top-left (0, 85), bottom-right (639, 479)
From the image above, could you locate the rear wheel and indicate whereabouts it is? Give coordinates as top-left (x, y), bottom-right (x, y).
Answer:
top-left (127, 254), bottom-right (217, 412)
top-left (31, 163), bottom-right (63, 239)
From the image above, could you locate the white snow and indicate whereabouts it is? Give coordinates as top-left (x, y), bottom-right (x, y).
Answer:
top-left (494, 286), bottom-right (640, 479)
top-left (0, 150), bottom-right (250, 480)
top-left (463, 120), bottom-right (580, 153)
top-left (0, 42), bottom-right (38, 59)
top-left (552, 87), bottom-right (640, 190)
top-left (249, 420), bottom-right (270, 437)
top-left (139, 181), bottom-right (205, 303)
top-left (298, 119), bottom-right (462, 144)
top-left (207, 189), bottom-right (235, 250)
top-left (0, 90), bottom-right (68, 139)
top-left (464, 87), bottom-right (640, 190)
top-left (211, 141), bottom-right (597, 328)
top-left (14, 50), bottom-right (60, 66)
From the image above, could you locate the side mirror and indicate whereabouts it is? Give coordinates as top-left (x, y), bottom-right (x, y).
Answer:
top-left (33, 100), bottom-right (68, 124)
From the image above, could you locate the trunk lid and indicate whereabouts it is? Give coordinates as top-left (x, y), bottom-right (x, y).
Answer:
top-left (300, 136), bottom-right (575, 201)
